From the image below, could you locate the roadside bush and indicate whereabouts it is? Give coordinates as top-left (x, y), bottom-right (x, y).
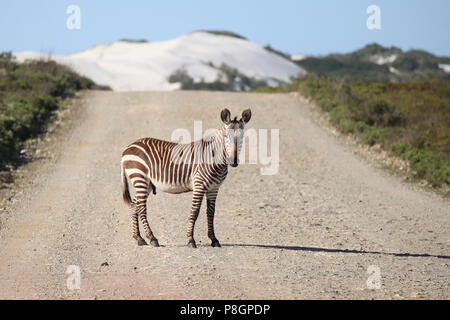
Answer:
top-left (0, 52), bottom-right (109, 170)
top-left (286, 75), bottom-right (450, 189)
top-left (392, 144), bottom-right (450, 187)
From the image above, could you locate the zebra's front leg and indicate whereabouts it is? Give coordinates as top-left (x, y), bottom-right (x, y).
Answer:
top-left (186, 186), bottom-right (205, 248)
top-left (206, 191), bottom-right (221, 247)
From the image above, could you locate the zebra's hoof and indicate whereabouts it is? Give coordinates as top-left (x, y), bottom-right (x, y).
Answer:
top-left (137, 238), bottom-right (147, 246)
top-left (150, 239), bottom-right (160, 247)
top-left (187, 242), bottom-right (197, 248)
top-left (211, 240), bottom-right (221, 248)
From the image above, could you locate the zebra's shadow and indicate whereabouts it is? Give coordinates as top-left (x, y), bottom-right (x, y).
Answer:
top-left (222, 243), bottom-right (450, 260)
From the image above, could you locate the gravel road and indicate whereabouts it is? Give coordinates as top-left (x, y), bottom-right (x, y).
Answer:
top-left (0, 90), bottom-right (448, 299)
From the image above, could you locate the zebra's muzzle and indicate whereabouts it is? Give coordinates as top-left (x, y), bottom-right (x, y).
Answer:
top-left (227, 157), bottom-right (238, 167)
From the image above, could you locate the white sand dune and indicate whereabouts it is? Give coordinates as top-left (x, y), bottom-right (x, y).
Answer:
top-left (438, 64), bottom-right (450, 73)
top-left (370, 54), bottom-right (398, 65)
top-left (14, 32), bottom-right (305, 91)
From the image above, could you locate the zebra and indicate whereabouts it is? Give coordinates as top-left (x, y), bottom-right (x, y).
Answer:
top-left (121, 108), bottom-right (252, 248)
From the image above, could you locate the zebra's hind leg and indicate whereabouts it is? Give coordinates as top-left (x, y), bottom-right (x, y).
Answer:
top-left (134, 197), bottom-right (160, 248)
top-left (130, 201), bottom-right (147, 246)
top-left (131, 177), bottom-right (159, 247)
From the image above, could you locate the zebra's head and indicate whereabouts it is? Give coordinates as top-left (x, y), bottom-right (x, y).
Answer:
top-left (220, 108), bottom-right (252, 167)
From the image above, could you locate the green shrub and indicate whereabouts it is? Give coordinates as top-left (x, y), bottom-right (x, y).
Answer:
top-left (362, 127), bottom-right (384, 146)
top-left (0, 52), bottom-right (109, 170)
top-left (287, 75), bottom-right (450, 189)
top-left (199, 30), bottom-right (247, 40)
top-left (392, 144), bottom-right (450, 186)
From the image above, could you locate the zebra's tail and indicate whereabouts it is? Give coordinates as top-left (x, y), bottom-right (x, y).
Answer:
top-left (121, 161), bottom-right (132, 206)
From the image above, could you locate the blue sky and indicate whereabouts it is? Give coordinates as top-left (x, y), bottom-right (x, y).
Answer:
top-left (1, 0), bottom-right (449, 56)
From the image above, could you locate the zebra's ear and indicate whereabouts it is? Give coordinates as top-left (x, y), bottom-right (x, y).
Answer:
top-left (221, 108), bottom-right (231, 124)
top-left (241, 109), bottom-right (252, 123)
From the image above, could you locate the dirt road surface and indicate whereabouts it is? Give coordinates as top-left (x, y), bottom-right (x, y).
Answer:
top-left (0, 91), bottom-right (448, 299)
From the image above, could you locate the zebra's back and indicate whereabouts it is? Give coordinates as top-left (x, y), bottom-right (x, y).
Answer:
top-left (122, 137), bottom-right (194, 194)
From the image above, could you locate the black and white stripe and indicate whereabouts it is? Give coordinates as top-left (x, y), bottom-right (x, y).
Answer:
top-left (121, 108), bottom-right (251, 247)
